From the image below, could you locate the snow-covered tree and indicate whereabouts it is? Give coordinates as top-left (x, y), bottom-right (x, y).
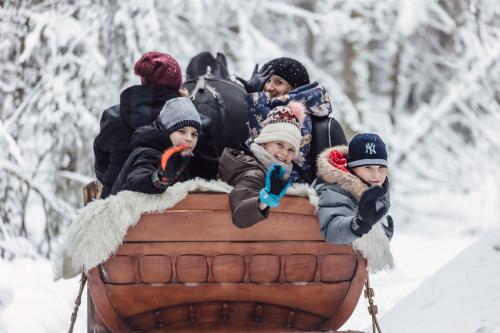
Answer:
top-left (1, 0), bottom-right (499, 259)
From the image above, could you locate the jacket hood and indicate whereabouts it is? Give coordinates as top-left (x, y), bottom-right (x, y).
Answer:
top-left (218, 147), bottom-right (265, 184)
top-left (120, 84), bottom-right (180, 129)
top-left (316, 146), bottom-right (368, 200)
top-left (130, 122), bottom-right (172, 152)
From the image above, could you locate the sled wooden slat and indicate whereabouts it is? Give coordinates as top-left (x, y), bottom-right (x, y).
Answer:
top-left (170, 193), bottom-right (316, 215)
top-left (86, 191), bottom-right (367, 332)
top-left (106, 283), bottom-right (350, 318)
top-left (114, 242), bottom-right (355, 256)
top-left (125, 210), bottom-right (323, 242)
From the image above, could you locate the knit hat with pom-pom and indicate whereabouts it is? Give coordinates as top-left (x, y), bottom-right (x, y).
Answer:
top-left (134, 51), bottom-right (182, 90)
top-left (254, 101), bottom-right (305, 153)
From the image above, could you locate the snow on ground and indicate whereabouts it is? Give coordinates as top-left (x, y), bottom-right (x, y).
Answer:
top-left (381, 227), bottom-right (500, 333)
top-left (0, 258), bottom-right (86, 333)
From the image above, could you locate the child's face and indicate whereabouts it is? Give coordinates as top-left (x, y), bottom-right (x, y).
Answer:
top-left (169, 126), bottom-right (198, 156)
top-left (261, 141), bottom-right (296, 164)
top-left (352, 165), bottom-right (388, 186)
top-left (264, 75), bottom-right (293, 97)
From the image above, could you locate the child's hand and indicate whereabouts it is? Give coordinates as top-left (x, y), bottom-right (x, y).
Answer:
top-left (351, 185), bottom-right (389, 237)
top-left (152, 145), bottom-right (189, 189)
top-left (259, 164), bottom-right (291, 208)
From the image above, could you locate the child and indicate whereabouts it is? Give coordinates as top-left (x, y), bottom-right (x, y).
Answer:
top-left (218, 102), bottom-right (305, 228)
top-left (110, 97), bottom-right (201, 195)
top-left (314, 133), bottom-right (394, 244)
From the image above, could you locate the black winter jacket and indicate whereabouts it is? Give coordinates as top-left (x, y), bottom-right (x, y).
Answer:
top-left (93, 85), bottom-right (180, 198)
top-left (109, 122), bottom-right (190, 196)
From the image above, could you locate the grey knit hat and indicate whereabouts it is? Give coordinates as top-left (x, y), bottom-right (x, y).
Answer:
top-left (157, 97), bottom-right (202, 135)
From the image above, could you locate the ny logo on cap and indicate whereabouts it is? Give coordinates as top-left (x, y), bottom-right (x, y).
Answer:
top-left (365, 142), bottom-right (376, 155)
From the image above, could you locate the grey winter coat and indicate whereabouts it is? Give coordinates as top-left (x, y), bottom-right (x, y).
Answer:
top-left (314, 146), bottom-right (390, 244)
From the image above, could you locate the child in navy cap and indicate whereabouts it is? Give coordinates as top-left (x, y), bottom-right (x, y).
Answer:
top-left (314, 133), bottom-right (393, 244)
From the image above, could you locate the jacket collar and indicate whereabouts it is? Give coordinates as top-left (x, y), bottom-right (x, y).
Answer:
top-left (316, 146), bottom-right (368, 200)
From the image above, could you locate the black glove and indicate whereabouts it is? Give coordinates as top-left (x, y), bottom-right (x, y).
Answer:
top-left (236, 63), bottom-right (274, 93)
top-left (383, 215), bottom-right (394, 240)
top-left (268, 164), bottom-right (290, 196)
top-left (350, 185), bottom-right (389, 237)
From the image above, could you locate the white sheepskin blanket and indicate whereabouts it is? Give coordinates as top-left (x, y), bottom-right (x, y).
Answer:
top-left (54, 180), bottom-right (393, 280)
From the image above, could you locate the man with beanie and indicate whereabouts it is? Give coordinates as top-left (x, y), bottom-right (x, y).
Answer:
top-left (237, 57), bottom-right (346, 184)
top-left (314, 133), bottom-right (394, 244)
top-left (218, 101), bottom-right (305, 228)
top-left (110, 97), bottom-right (201, 195)
top-left (94, 51), bottom-right (186, 198)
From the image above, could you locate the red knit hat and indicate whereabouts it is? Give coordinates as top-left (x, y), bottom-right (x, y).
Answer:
top-left (133, 51), bottom-right (182, 90)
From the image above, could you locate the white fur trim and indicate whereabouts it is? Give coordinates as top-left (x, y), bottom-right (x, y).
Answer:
top-left (53, 179), bottom-right (231, 280)
top-left (352, 222), bottom-right (395, 273)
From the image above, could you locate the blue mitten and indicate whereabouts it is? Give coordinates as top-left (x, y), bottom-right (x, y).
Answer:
top-left (259, 164), bottom-right (291, 208)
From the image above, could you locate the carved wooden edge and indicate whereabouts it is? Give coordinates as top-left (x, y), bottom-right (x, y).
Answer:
top-left (83, 180), bottom-right (102, 206)
top-left (87, 267), bottom-right (132, 333)
top-left (320, 255), bottom-right (368, 330)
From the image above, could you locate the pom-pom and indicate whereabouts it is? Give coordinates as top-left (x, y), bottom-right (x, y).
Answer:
top-left (287, 101), bottom-right (305, 126)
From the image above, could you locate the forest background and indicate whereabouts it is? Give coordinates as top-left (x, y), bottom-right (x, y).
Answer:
top-left (1, 0), bottom-right (499, 332)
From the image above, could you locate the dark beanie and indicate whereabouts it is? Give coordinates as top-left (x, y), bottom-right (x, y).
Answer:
top-left (264, 57), bottom-right (310, 89)
top-left (347, 133), bottom-right (388, 168)
top-left (134, 51), bottom-right (182, 90)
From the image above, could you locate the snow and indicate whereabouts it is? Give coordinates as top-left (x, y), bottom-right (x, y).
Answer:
top-left (381, 227), bottom-right (500, 332)
top-left (397, 0), bottom-right (433, 36)
top-left (1, 0), bottom-right (500, 332)
top-left (0, 258), bottom-right (86, 333)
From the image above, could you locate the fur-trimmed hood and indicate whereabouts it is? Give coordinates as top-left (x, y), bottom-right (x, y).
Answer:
top-left (316, 146), bottom-right (368, 200)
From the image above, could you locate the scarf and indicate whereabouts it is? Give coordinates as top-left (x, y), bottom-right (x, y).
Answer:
top-left (250, 143), bottom-right (293, 178)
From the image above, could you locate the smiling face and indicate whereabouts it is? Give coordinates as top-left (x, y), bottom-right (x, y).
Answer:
top-left (352, 165), bottom-right (388, 186)
top-left (168, 126), bottom-right (199, 156)
top-left (261, 141), bottom-right (297, 165)
top-left (263, 74), bottom-right (293, 98)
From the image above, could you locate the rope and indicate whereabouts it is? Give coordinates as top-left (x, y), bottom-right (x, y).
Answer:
top-left (68, 272), bottom-right (87, 333)
top-left (364, 273), bottom-right (383, 333)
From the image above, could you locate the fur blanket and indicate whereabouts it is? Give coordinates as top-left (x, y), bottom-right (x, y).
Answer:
top-left (53, 179), bottom-right (392, 281)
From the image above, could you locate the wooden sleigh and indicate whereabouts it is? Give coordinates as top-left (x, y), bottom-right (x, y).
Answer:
top-left (82, 182), bottom-right (367, 333)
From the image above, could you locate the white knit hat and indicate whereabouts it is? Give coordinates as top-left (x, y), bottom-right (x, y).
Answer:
top-left (254, 101), bottom-right (305, 153)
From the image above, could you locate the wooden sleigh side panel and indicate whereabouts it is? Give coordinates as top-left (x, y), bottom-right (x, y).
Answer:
top-left (86, 192), bottom-right (367, 333)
